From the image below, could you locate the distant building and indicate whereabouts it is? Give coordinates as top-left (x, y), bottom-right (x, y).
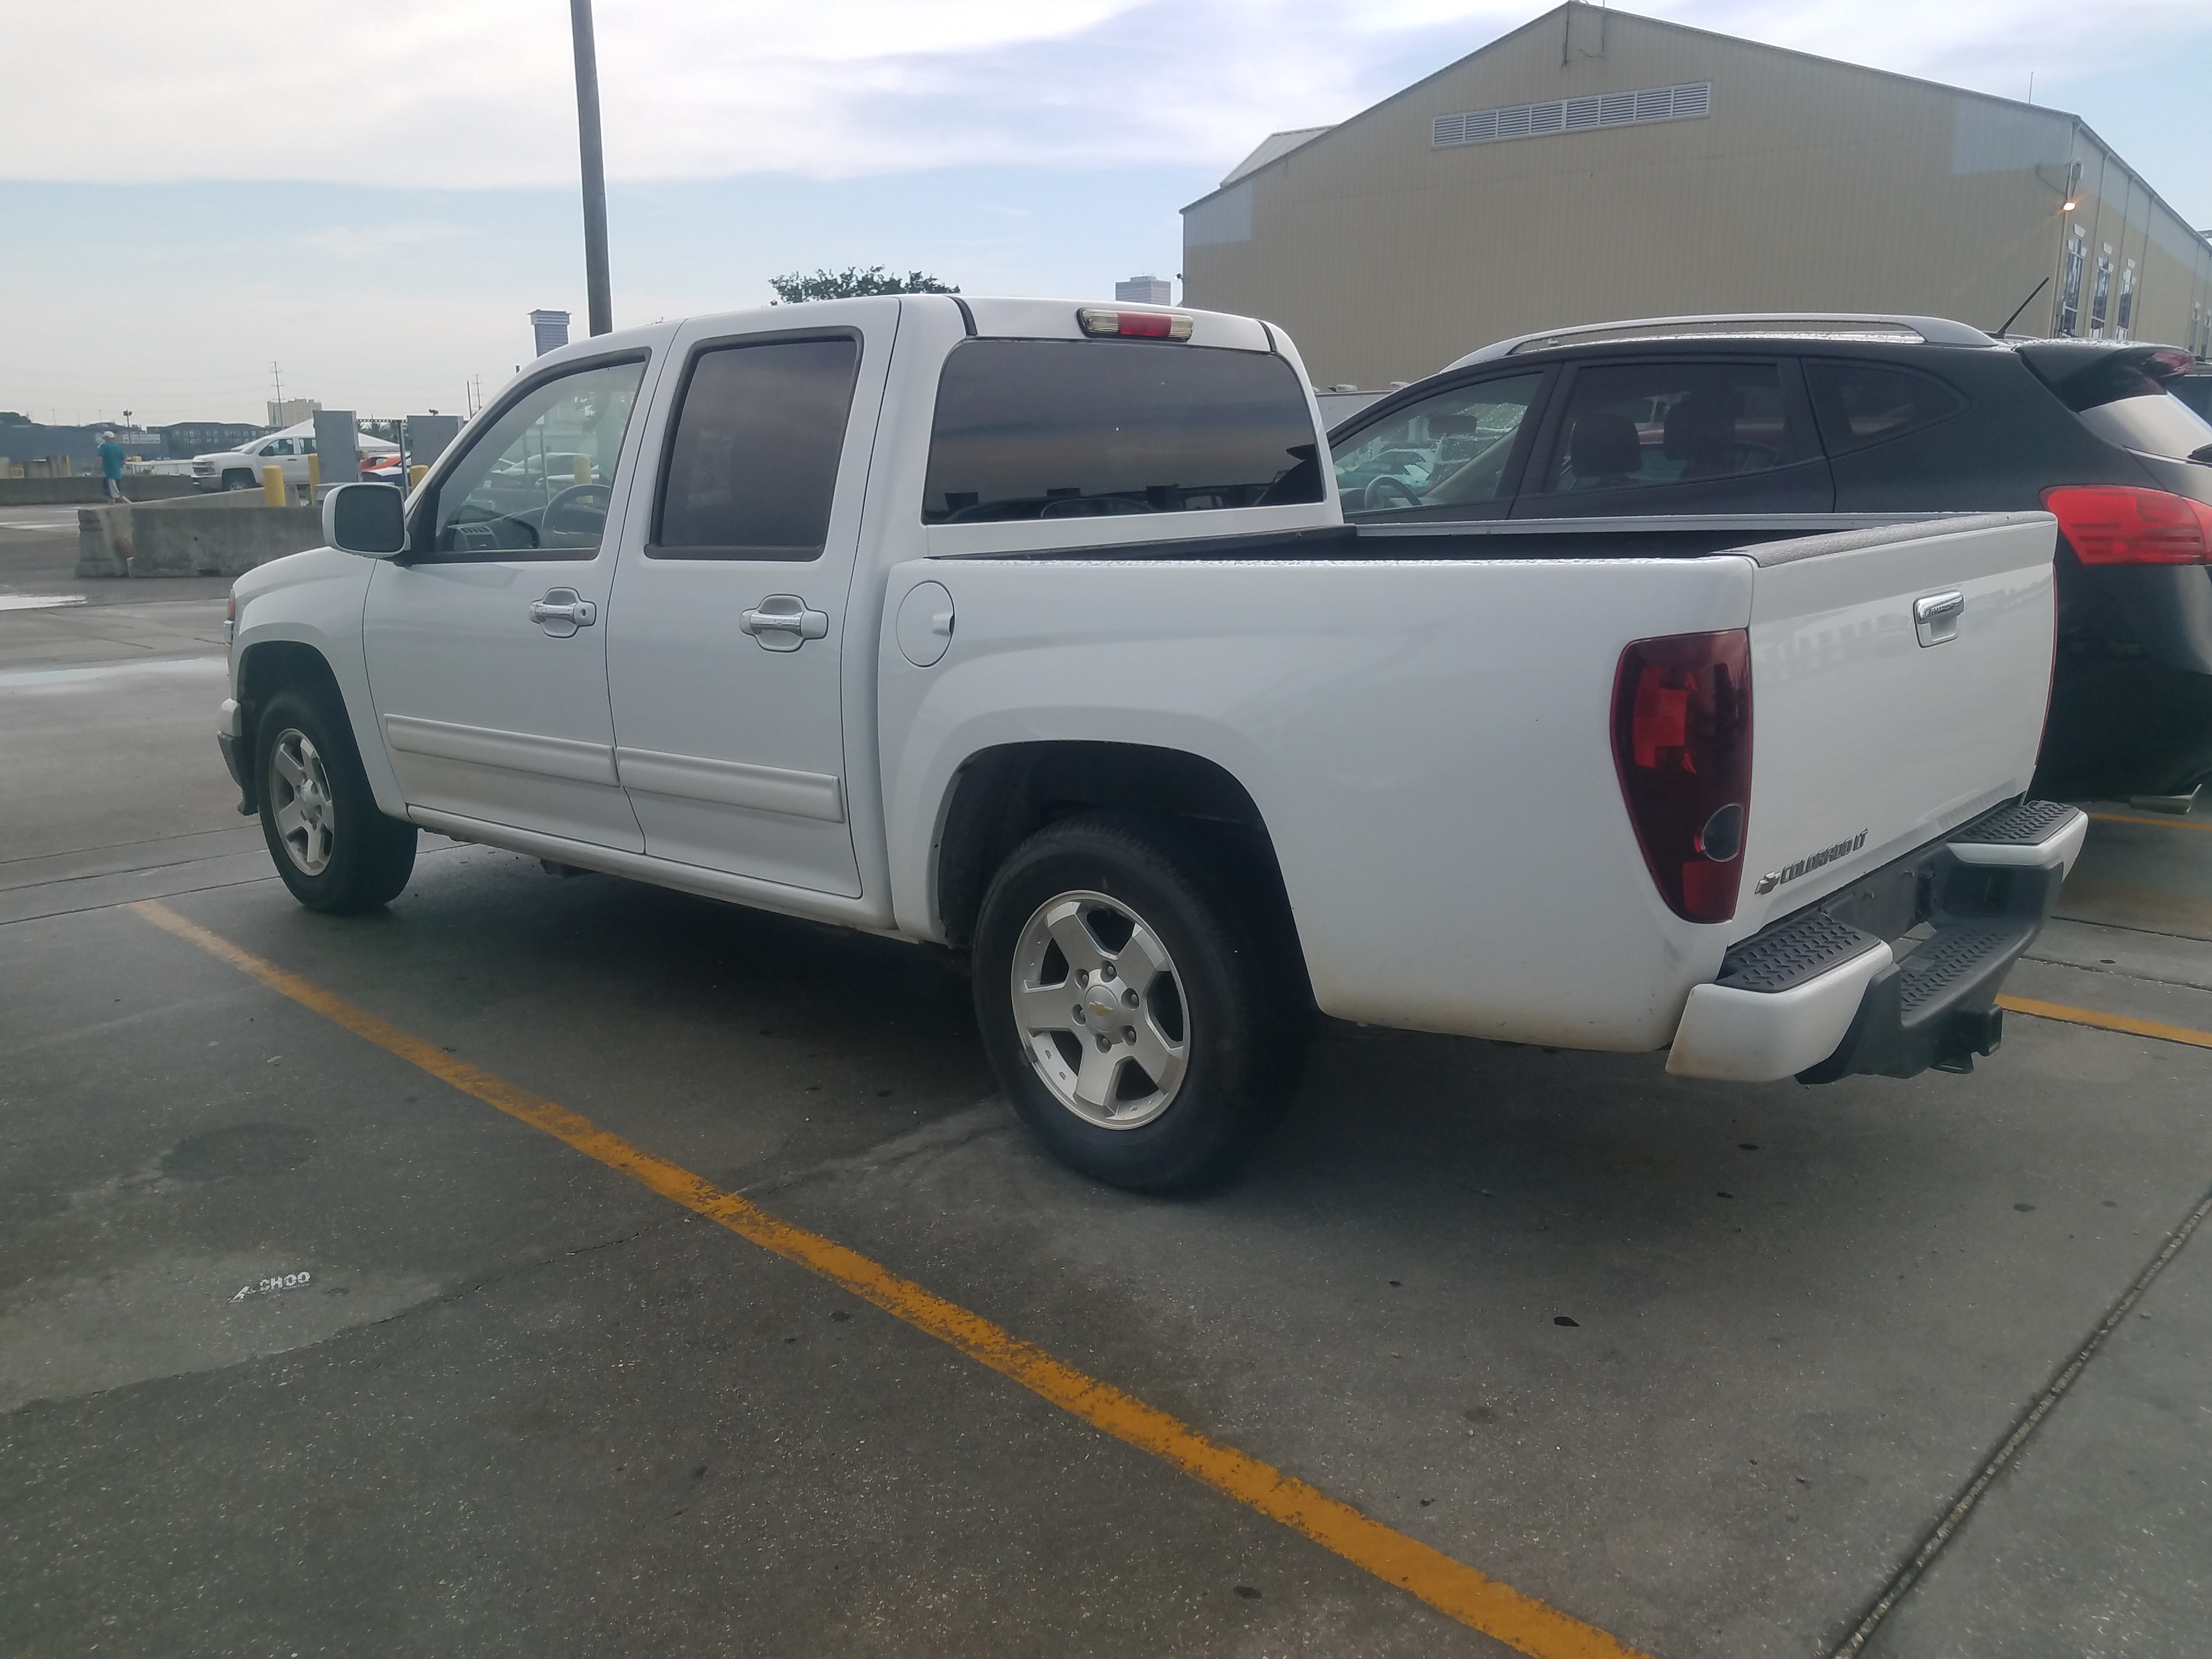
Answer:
top-left (267, 398), bottom-right (321, 428)
top-left (160, 420), bottom-right (266, 459)
top-left (1184, 1), bottom-right (2212, 388)
top-left (1114, 275), bottom-right (1175, 305)
top-left (0, 422), bottom-right (103, 471)
top-left (532, 309), bottom-right (572, 356)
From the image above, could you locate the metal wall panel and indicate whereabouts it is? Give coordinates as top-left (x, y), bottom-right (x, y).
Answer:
top-left (1185, 3), bottom-right (2212, 387)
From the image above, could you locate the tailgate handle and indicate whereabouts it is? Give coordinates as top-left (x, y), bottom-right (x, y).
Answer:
top-left (1914, 590), bottom-right (1965, 647)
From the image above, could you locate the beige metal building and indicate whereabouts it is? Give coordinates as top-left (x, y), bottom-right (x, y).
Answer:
top-left (1183, 3), bottom-right (2212, 390)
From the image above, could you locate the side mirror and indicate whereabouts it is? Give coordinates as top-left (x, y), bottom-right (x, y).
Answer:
top-left (324, 482), bottom-right (408, 558)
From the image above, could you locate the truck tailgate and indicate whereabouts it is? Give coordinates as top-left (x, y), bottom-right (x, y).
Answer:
top-left (1733, 512), bottom-right (2056, 935)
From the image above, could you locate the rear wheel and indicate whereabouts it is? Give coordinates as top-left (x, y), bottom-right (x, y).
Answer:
top-left (256, 686), bottom-right (416, 913)
top-left (972, 812), bottom-right (1308, 1192)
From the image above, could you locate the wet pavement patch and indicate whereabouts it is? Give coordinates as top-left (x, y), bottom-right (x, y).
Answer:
top-left (159, 1122), bottom-right (317, 1182)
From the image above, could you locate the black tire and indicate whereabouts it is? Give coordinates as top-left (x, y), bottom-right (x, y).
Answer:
top-left (256, 685), bottom-right (417, 913)
top-left (972, 811), bottom-right (1309, 1193)
top-left (222, 470), bottom-right (255, 491)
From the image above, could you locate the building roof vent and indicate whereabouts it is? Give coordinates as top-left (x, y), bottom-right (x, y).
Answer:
top-left (1433, 82), bottom-right (1711, 149)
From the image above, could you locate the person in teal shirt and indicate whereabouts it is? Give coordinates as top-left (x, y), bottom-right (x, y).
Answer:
top-left (96, 431), bottom-right (128, 502)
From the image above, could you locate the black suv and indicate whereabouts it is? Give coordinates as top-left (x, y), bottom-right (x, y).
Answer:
top-left (1328, 315), bottom-right (2212, 804)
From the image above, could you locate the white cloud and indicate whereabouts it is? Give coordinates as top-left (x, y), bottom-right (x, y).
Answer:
top-left (10, 1), bottom-right (2197, 190)
top-left (299, 221), bottom-right (465, 259)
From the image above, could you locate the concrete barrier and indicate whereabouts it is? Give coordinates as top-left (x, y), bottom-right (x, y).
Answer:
top-left (76, 494), bottom-right (327, 578)
top-left (1, 476), bottom-right (199, 506)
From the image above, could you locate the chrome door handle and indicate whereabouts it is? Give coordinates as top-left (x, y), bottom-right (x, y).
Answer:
top-left (1913, 589), bottom-right (1964, 647)
top-left (530, 588), bottom-right (599, 637)
top-left (740, 596), bottom-right (830, 652)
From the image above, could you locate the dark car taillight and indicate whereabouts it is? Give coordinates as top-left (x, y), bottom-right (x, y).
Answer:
top-left (2043, 485), bottom-right (2212, 566)
top-left (1612, 630), bottom-right (1753, 923)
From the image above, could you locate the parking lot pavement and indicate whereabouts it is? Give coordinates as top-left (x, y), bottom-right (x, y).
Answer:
top-left (6, 595), bottom-right (2212, 1656)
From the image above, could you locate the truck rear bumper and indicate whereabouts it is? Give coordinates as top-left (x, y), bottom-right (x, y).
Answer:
top-left (1667, 800), bottom-right (2087, 1084)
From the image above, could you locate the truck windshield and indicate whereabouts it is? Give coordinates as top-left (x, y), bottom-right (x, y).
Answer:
top-left (922, 339), bottom-right (1323, 523)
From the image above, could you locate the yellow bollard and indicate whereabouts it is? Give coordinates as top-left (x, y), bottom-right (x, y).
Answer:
top-left (306, 452), bottom-right (321, 501)
top-left (262, 465), bottom-right (286, 506)
top-left (573, 454), bottom-right (592, 485)
top-left (408, 464), bottom-right (428, 489)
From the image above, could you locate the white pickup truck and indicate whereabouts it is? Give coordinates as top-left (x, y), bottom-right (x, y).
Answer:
top-left (218, 296), bottom-right (2085, 1189)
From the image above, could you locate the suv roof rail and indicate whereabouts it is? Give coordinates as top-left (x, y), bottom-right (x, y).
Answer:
top-left (1446, 313), bottom-right (1997, 369)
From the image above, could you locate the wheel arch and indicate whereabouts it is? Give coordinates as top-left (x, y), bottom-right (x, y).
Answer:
top-left (932, 741), bottom-right (1305, 965)
top-left (233, 640), bottom-right (344, 811)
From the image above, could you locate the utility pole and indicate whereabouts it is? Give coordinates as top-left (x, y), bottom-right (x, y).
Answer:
top-left (569, 0), bottom-right (613, 336)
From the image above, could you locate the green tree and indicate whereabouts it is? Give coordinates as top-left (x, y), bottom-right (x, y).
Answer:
top-left (768, 266), bottom-right (960, 304)
top-left (0, 411), bottom-right (31, 425)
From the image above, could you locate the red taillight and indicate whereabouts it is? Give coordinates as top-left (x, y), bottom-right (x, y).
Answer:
top-left (1612, 630), bottom-right (1753, 923)
top-left (2042, 486), bottom-right (2212, 566)
top-left (1075, 306), bottom-right (1194, 341)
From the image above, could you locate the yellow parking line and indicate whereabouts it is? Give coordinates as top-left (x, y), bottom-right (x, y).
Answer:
top-left (1997, 994), bottom-right (2212, 1052)
top-left (2087, 811), bottom-right (2212, 833)
top-left (128, 899), bottom-right (1647, 1659)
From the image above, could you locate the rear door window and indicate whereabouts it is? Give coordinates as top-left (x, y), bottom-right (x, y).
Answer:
top-left (652, 335), bottom-right (860, 560)
top-left (1536, 361), bottom-right (1796, 495)
top-left (1331, 374), bottom-right (1543, 515)
top-left (922, 339), bottom-right (1322, 522)
top-left (1805, 362), bottom-right (1967, 455)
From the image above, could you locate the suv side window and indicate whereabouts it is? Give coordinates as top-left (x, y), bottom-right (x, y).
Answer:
top-left (651, 335), bottom-right (859, 561)
top-left (1331, 373), bottom-right (1544, 515)
top-left (422, 357), bottom-right (646, 560)
top-left (1804, 362), bottom-right (1967, 455)
top-left (1537, 362), bottom-right (1794, 495)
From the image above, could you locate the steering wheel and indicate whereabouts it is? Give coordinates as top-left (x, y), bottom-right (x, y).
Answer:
top-left (543, 482), bottom-right (611, 537)
top-left (1363, 476), bottom-right (1421, 511)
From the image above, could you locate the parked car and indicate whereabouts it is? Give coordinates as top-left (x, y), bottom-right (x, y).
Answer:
top-left (193, 419), bottom-right (401, 492)
top-left (1327, 315), bottom-right (2212, 804)
top-left (219, 295), bottom-right (2080, 1190)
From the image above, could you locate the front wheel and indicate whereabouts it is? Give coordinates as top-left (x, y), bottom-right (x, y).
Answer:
top-left (972, 812), bottom-right (1309, 1193)
top-left (256, 686), bottom-right (417, 913)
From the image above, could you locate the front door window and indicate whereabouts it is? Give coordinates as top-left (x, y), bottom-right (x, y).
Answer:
top-left (1330, 374), bottom-right (1544, 515)
top-left (426, 359), bottom-right (647, 558)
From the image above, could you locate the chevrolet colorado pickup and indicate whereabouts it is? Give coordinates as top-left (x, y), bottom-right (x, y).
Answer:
top-left (218, 295), bottom-right (2085, 1189)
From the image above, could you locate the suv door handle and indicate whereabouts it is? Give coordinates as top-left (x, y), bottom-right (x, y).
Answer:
top-left (529, 588), bottom-right (599, 637)
top-left (740, 596), bottom-right (830, 652)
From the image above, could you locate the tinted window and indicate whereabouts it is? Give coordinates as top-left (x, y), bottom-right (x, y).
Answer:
top-left (653, 336), bottom-right (860, 560)
top-left (922, 340), bottom-right (1322, 523)
top-left (427, 357), bottom-right (646, 558)
top-left (1538, 362), bottom-right (1792, 495)
top-left (1331, 374), bottom-right (1542, 514)
top-left (1805, 362), bottom-right (1966, 455)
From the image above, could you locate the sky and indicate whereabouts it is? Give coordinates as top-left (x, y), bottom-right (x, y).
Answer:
top-left (4, 0), bottom-right (2208, 426)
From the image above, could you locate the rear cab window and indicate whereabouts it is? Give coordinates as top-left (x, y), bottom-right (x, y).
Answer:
top-left (921, 339), bottom-right (1323, 523)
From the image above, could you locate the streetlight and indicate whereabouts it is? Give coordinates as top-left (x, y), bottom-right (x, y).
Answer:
top-left (569, 0), bottom-right (613, 336)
